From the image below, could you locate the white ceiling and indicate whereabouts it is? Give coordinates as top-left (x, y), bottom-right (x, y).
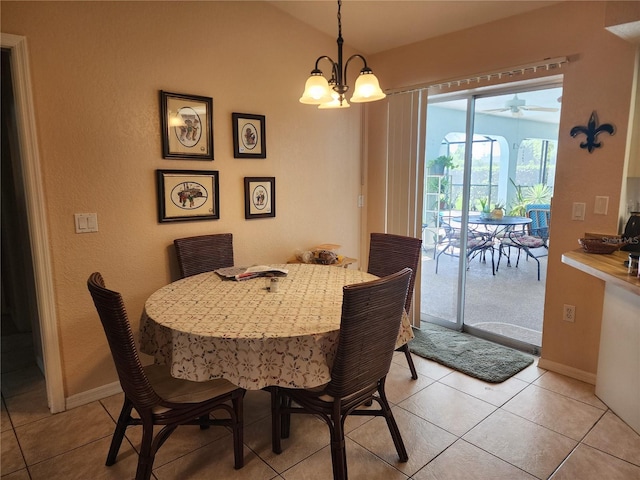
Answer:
top-left (268, 1), bottom-right (562, 55)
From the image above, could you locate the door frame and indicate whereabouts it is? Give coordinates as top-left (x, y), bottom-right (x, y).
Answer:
top-left (422, 77), bottom-right (562, 354)
top-left (2, 33), bottom-right (65, 412)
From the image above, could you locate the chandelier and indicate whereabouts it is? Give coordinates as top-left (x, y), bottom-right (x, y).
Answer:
top-left (299, 0), bottom-right (386, 109)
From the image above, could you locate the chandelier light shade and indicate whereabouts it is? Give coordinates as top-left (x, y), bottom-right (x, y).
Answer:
top-left (299, 0), bottom-right (385, 109)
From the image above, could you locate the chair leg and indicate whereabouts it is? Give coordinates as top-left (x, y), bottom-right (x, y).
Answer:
top-left (198, 414), bottom-right (210, 430)
top-left (329, 405), bottom-right (348, 480)
top-left (106, 398), bottom-right (134, 466)
top-left (232, 390), bottom-right (245, 469)
top-left (490, 247), bottom-right (495, 275)
top-left (398, 343), bottom-right (418, 379)
top-left (496, 245), bottom-right (504, 273)
top-left (135, 420), bottom-right (158, 480)
top-left (378, 380), bottom-right (408, 462)
top-left (270, 388), bottom-right (282, 454)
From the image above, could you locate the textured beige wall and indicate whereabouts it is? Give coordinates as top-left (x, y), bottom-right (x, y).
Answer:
top-left (2, 1), bottom-right (365, 397)
top-left (367, 1), bottom-right (637, 378)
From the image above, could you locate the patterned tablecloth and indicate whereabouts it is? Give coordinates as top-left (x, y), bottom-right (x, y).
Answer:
top-left (140, 263), bottom-right (414, 390)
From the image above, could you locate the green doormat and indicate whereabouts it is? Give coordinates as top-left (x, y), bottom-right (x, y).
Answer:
top-left (409, 323), bottom-right (534, 383)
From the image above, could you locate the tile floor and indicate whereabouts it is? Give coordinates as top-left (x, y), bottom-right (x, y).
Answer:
top-left (2, 338), bottom-right (640, 479)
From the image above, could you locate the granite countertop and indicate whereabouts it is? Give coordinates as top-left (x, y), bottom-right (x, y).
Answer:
top-left (562, 249), bottom-right (640, 295)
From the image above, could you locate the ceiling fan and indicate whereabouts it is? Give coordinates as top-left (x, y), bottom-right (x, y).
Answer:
top-left (483, 94), bottom-right (559, 116)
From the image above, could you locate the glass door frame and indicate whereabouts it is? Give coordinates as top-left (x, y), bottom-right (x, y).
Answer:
top-left (421, 77), bottom-right (562, 354)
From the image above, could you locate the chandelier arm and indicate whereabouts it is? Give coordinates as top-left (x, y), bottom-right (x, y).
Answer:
top-left (313, 55), bottom-right (336, 72)
top-left (344, 54), bottom-right (370, 80)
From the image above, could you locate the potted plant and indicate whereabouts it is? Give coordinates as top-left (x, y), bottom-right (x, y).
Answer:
top-left (478, 197), bottom-right (491, 218)
top-left (427, 155), bottom-right (456, 176)
top-left (508, 179), bottom-right (552, 216)
top-left (491, 202), bottom-right (505, 220)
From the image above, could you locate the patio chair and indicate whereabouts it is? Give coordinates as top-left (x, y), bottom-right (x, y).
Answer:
top-left (496, 206), bottom-right (550, 281)
top-left (435, 220), bottom-right (495, 274)
top-left (367, 232), bottom-right (422, 379)
top-left (174, 233), bottom-right (234, 278)
top-left (87, 272), bottom-right (245, 480)
top-left (271, 268), bottom-right (412, 480)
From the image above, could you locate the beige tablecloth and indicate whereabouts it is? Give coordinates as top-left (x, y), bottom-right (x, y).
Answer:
top-left (140, 263), bottom-right (414, 390)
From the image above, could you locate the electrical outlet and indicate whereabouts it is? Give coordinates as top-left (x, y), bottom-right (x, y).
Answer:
top-left (563, 304), bottom-right (576, 322)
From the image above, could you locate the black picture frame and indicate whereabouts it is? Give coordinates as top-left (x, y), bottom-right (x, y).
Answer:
top-left (161, 91), bottom-right (214, 160)
top-left (156, 169), bottom-right (220, 222)
top-left (244, 177), bottom-right (275, 219)
top-left (232, 113), bottom-right (266, 158)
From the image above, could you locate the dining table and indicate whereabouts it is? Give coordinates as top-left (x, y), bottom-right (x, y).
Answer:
top-left (139, 263), bottom-right (414, 390)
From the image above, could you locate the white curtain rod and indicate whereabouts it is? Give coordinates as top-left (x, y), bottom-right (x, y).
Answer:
top-left (386, 56), bottom-right (569, 96)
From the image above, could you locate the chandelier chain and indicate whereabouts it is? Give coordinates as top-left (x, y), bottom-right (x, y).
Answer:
top-left (337, 0), bottom-right (342, 39)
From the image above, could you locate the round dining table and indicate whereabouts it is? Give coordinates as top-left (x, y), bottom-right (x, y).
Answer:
top-left (466, 215), bottom-right (532, 237)
top-left (139, 263), bottom-right (414, 390)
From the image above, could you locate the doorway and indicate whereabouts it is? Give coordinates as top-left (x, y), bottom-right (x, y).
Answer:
top-left (1, 34), bottom-right (64, 413)
top-left (1, 48), bottom-right (44, 384)
top-left (420, 78), bottom-right (562, 354)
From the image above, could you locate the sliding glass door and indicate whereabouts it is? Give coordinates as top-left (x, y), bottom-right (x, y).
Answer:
top-left (420, 79), bottom-right (562, 353)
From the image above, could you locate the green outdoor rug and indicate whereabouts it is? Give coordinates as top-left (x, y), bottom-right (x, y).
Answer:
top-left (409, 323), bottom-right (534, 383)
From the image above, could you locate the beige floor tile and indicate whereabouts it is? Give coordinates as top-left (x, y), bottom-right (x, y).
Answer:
top-left (15, 401), bottom-right (115, 465)
top-left (244, 411), bottom-right (328, 474)
top-left (398, 382), bottom-right (496, 436)
top-left (1, 468), bottom-right (30, 480)
top-left (583, 410), bottom-right (640, 466)
top-left (1, 398), bottom-right (12, 433)
top-left (99, 392), bottom-right (125, 421)
top-left (281, 437), bottom-right (409, 480)
top-left (123, 421), bottom-right (234, 469)
top-left (384, 362), bottom-right (434, 405)
top-left (153, 434), bottom-right (277, 480)
top-left (550, 443), bottom-right (640, 480)
top-left (3, 385), bottom-right (51, 427)
top-left (512, 358), bottom-right (546, 383)
top-left (533, 371), bottom-right (606, 409)
top-left (503, 384), bottom-right (605, 440)
top-left (406, 355), bottom-right (456, 381)
top-left (412, 439), bottom-right (537, 480)
top-left (439, 371), bottom-right (529, 406)
top-left (348, 406), bottom-right (456, 477)
top-left (1, 429), bottom-right (26, 475)
top-left (28, 435), bottom-right (139, 480)
top-left (463, 409), bottom-right (577, 479)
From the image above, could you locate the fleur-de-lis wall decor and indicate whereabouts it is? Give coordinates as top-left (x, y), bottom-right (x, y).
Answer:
top-left (570, 111), bottom-right (615, 153)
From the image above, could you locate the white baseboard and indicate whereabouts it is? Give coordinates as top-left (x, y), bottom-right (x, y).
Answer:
top-left (538, 357), bottom-right (597, 385)
top-left (65, 381), bottom-right (122, 410)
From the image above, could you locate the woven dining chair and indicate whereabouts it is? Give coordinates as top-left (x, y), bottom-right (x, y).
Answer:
top-left (367, 232), bottom-right (422, 379)
top-left (174, 233), bottom-right (234, 278)
top-left (271, 268), bottom-right (412, 480)
top-left (87, 272), bottom-right (245, 480)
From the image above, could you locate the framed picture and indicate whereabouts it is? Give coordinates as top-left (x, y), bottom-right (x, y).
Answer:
top-left (156, 169), bottom-right (220, 222)
top-left (244, 177), bottom-right (275, 219)
top-left (232, 113), bottom-right (266, 158)
top-left (161, 91), bottom-right (213, 160)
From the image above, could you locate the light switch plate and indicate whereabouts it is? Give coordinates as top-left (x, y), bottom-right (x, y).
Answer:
top-left (594, 196), bottom-right (609, 215)
top-left (572, 202), bottom-right (586, 221)
top-left (74, 213), bottom-right (98, 233)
